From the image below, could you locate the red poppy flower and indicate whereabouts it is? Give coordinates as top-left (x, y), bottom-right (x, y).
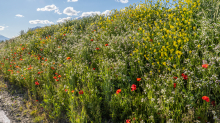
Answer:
top-left (211, 101), bottom-right (216, 106)
top-left (202, 64), bottom-right (209, 68)
top-left (202, 96), bottom-right (210, 102)
top-left (79, 90), bottom-right (83, 94)
top-left (126, 119), bottom-right (131, 123)
top-left (131, 84), bottom-right (136, 91)
top-left (137, 78), bottom-right (141, 81)
top-left (116, 89), bottom-right (121, 94)
top-left (35, 81), bottom-right (39, 85)
top-left (174, 83), bottom-right (176, 88)
top-left (183, 75), bottom-right (188, 80)
top-left (181, 73), bottom-right (188, 80)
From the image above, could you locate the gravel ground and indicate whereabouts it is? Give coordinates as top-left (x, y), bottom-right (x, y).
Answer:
top-left (0, 74), bottom-right (44, 123)
top-left (0, 73), bottom-right (72, 123)
top-left (0, 75), bottom-right (39, 123)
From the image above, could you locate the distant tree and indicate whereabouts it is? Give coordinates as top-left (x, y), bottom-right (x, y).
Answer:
top-left (19, 30), bottom-right (25, 38)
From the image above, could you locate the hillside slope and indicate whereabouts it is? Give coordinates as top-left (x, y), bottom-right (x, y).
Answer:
top-left (0, 0), bottom-right (220, 123)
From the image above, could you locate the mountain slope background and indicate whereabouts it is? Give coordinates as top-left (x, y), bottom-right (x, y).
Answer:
top-left (0, 35), bottom-right (9, 41)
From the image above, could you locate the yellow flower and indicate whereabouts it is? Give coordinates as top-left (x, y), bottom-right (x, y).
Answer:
top-left (163, 62), bottom-right (166, 66)
top-left (168, 67), bottom-right (171, 71)
top-left (193, 27), bottom-right (196, 30)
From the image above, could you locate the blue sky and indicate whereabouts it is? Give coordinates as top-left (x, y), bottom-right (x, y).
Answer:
top-left (0, 0), bottom-right (188, 39)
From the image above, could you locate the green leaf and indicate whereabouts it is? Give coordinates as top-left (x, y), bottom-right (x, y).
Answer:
top-left (182, 89), bottom-right (186, 93)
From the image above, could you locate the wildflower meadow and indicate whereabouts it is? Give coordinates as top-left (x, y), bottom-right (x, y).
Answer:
top-left (0, 0), bottom-right (220, 122)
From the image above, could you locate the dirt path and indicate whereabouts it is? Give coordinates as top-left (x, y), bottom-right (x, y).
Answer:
top-left (0, 73), bottom-right (44, 123)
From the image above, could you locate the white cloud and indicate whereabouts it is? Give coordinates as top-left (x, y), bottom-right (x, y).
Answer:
top-left (0, 26), bottom-right (5, 31)
top-left (81, 11), bottom-right (101, 17)
top-left (100, 10), bottom-right (112, 17)
top-left (136, 4), bottom-right (146, 9)
top-left (16, 14), bottom-right (24, 17)
top-left (121, 8), bottom-right (126, 11)
top-left (37, 4), bottom-right (62, 15)
top-left (54, 10), bottom-right (62, 15)
top-left (0, 26), bottom-right (8, 31)
top-left (57, 17), bottom-right (72, 23)
top-left (63, 7), bottom-right (81, 16)
top-left (67, 0), bottom-right (78, 2)
top-left (72, 10), bottom-right (113, 20)
top-left (115, 0), bottom-right (128, 3)
top-left (29, 20), bottom-right (54, 24)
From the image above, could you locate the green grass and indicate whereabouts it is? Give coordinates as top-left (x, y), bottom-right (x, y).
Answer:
top-left (0, 0), bottom-right (220, 122)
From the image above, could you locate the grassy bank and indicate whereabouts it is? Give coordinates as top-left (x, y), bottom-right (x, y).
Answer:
top-left (0, 0), bottom-right (220, 122)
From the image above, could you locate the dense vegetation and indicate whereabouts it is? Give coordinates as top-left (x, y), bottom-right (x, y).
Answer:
top-left (0, 0), bottom-right (220, 122)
